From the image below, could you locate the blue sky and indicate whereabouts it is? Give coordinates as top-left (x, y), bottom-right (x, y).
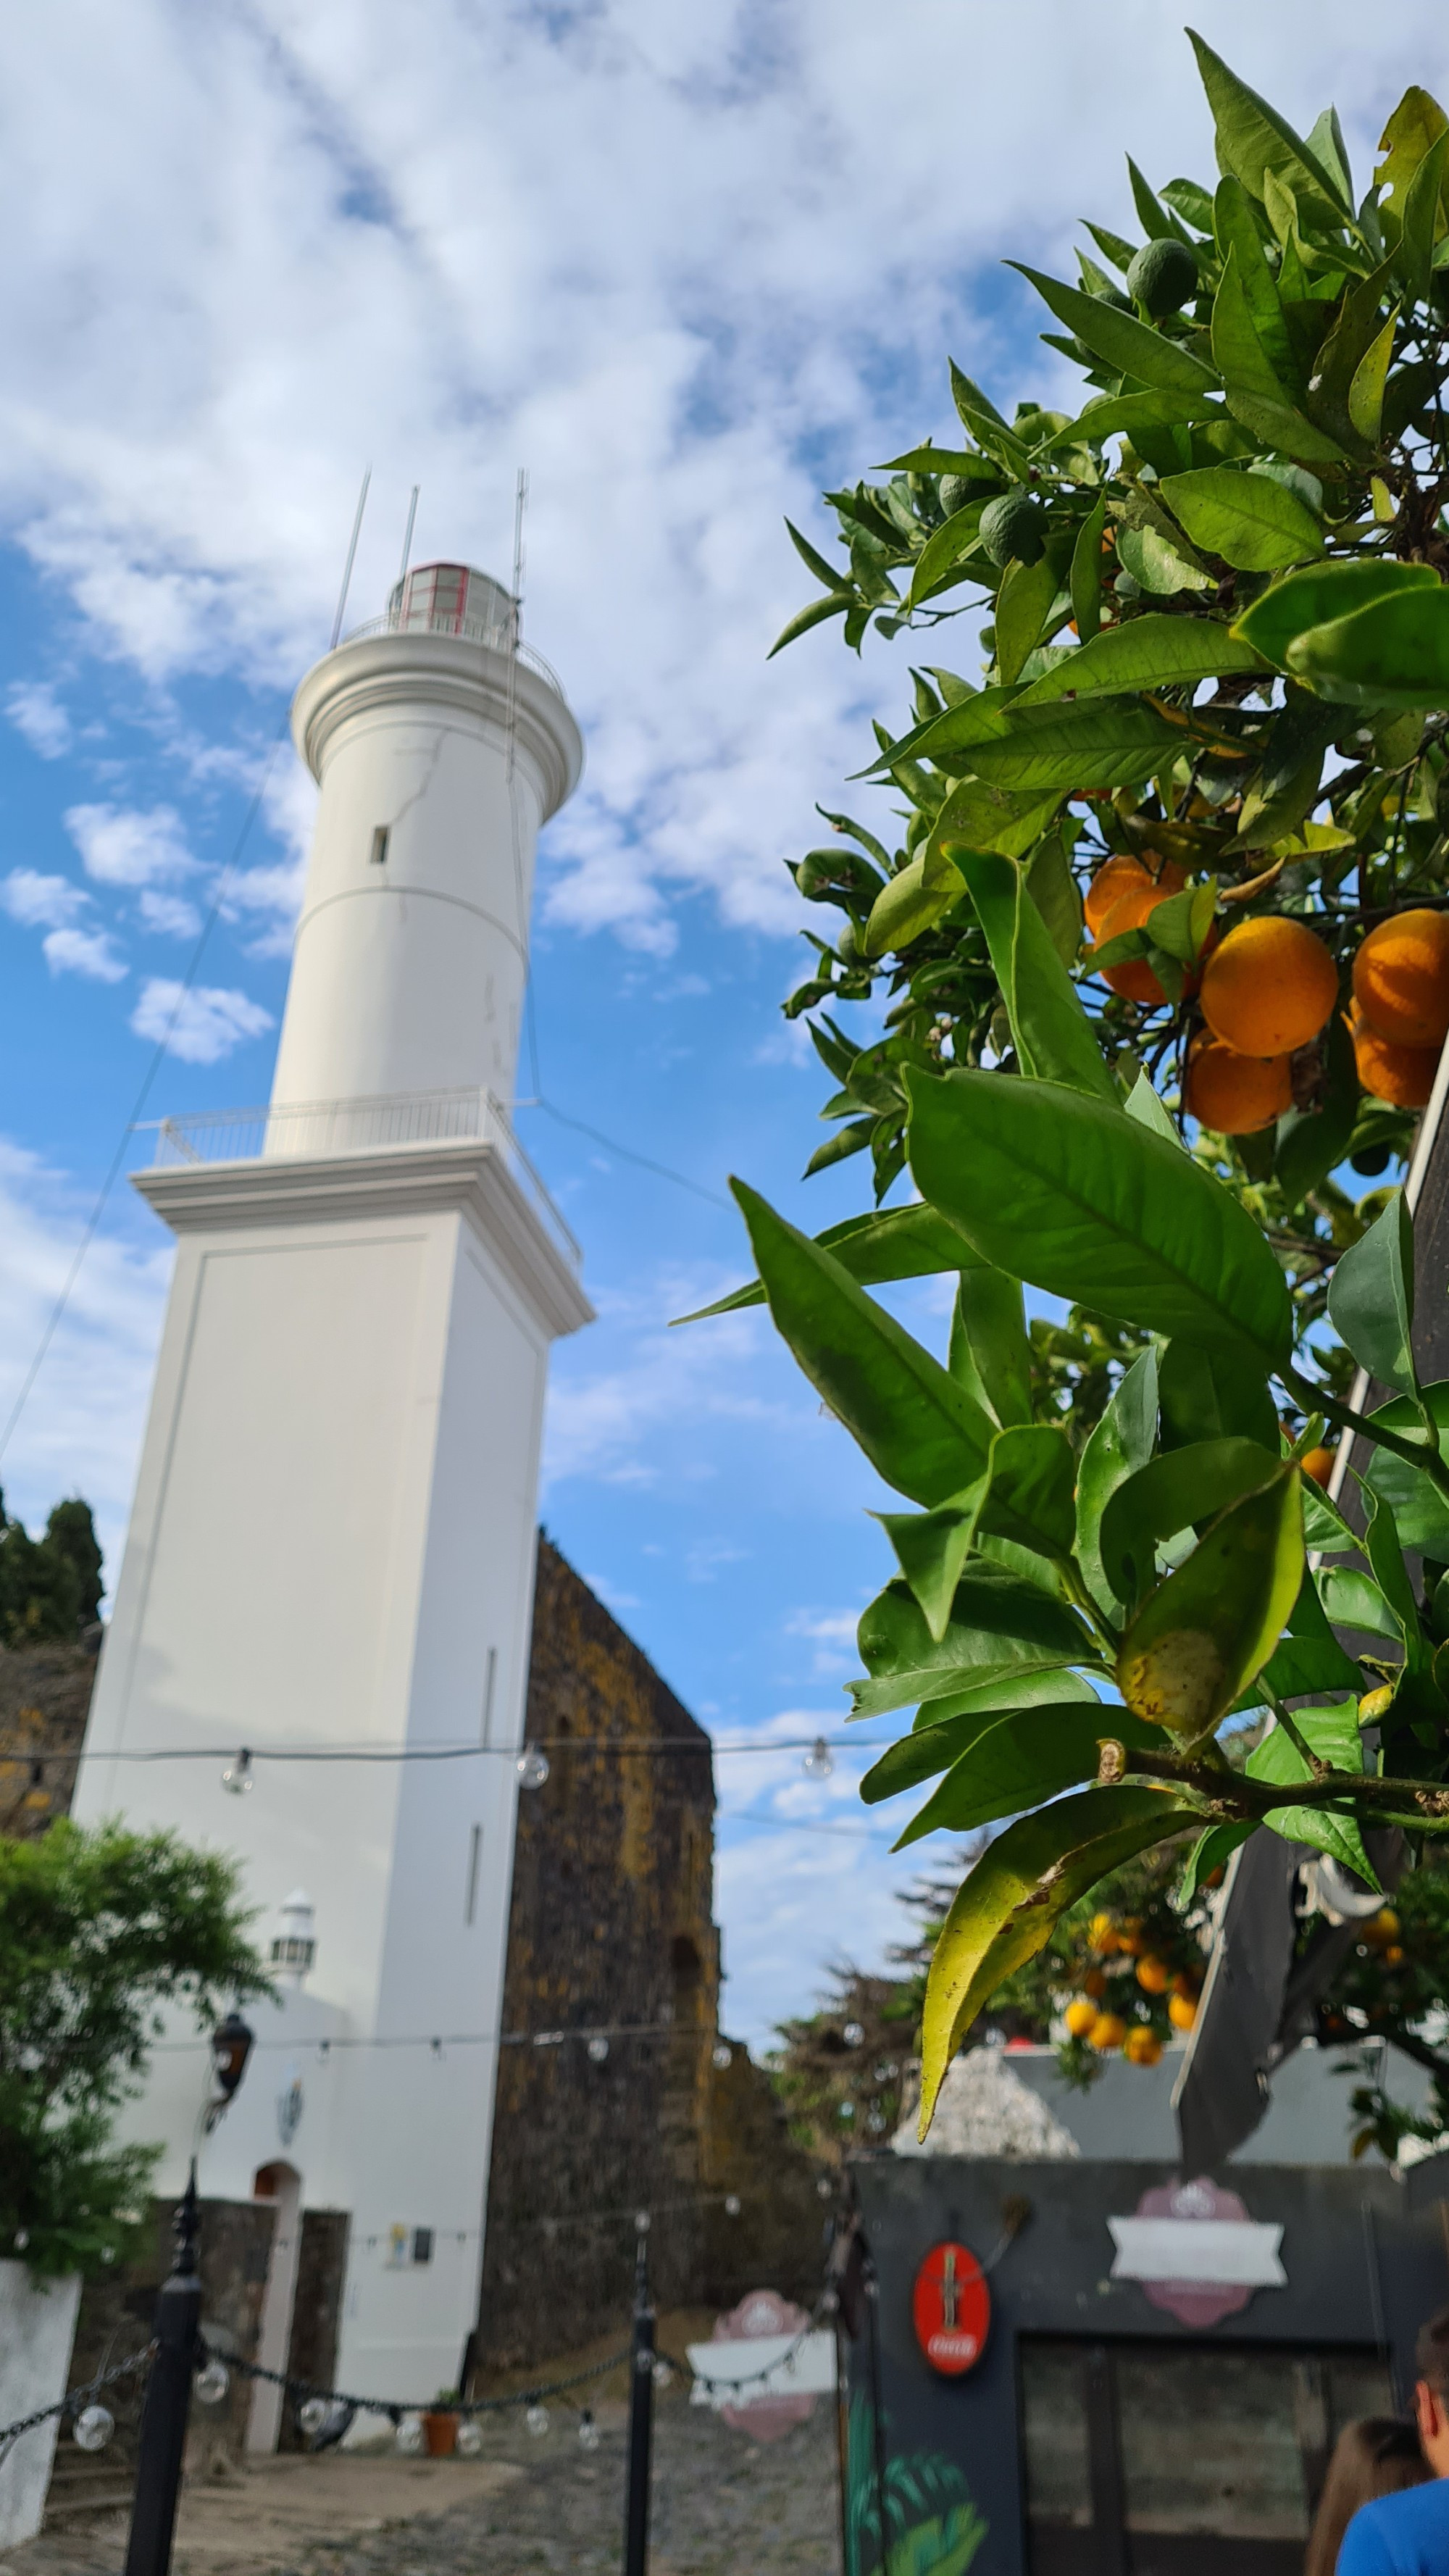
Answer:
top-left (1, 0), bottom-right (1443, 2043)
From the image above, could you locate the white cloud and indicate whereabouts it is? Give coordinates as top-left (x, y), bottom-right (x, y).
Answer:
top-left (66, 803), bottom-right (196, 889)
top-left (7, 680), bottom-right (71, 759)
top-left (129, 978), bottom-right (273, 1064)
top-left (542, 1277), bottom-right (801, 1488)
top-left (137, 888), bottom-right (201, 938)
top-left (1, 1), bottom-right (1440, 950)
top-left (0, 867), bottom-right (88, 930)
top-left (43, 925), bottom-right (127, 983)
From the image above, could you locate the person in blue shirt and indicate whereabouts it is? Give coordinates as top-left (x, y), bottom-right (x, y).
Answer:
top-left (1339, 2308), bottom-right (1449, 2573)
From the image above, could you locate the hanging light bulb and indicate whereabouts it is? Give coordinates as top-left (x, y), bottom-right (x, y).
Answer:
top-left (454, 2417), bottom-right (483, 2458)
top-left (525, 2404), bottom-right (550, 2438)
top-left (724, 2194), bottom-right (741, 2218)
top-left (711, 2041), bottom-right (732, 2070)
top-left (220, 1749), bottom-right (254, 1796)
top-left (72, 2406), bottom-right (114, 2453)
top-left (586, 2035), bottom-right (609, 2064)
top-left (297, 2397), bottom-right (331, 2440)
top-left (515, 1746), bottom-right (550, 1790)
top-left (651, 2361), bottom-right (672, 2392)
top-left (396, 2412), bottom-right (425, 2455)
top-left (577, 2410), bottom-right (601, 2453)
top-left (842, 2021), bottom-right (864, 2048)
top-left (194, 2359), bottom-right (230, 2406)
top-left (802, 1736), bottom-right (833, 1779)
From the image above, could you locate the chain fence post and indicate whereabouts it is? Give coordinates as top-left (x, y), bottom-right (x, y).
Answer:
top-left (124, 2163), bottom-right (201, 2576)
top-left (623, 2212), bottom-right (655, 2576)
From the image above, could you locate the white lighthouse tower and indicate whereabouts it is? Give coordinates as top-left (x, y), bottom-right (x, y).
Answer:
top-left (72, 563), bottom-right (590, 2414)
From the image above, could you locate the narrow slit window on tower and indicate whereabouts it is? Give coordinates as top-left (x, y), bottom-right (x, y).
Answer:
top-left (464, 1825), bottom-right (483, 1927)
top-left (480, 1645), bottom-right (498, 1746)
top-left (369, 825), bottom-right (391, 867)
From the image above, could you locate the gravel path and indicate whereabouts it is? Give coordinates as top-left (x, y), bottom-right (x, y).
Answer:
top-left (292, 2398), bottom-right (840, 2576)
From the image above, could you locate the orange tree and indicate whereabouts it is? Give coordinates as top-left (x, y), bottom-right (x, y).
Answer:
top-left (772, 41), bottom-right (1449, 1377)
top-left (683, 43), bottom-right (1449, 2138)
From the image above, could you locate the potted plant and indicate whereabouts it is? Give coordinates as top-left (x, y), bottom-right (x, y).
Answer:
top-left (423, 2389), bottom-right (460, 2456)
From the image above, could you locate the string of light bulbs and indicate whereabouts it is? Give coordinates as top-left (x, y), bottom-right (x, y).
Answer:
top-left (7, 1730), bottom-right (868, 1791)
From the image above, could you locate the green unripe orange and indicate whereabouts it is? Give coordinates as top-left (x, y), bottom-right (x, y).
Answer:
top-left (1127, 236), bottom-right (1198, 318)
top-left (980, 490), bottom-right (1045, 569)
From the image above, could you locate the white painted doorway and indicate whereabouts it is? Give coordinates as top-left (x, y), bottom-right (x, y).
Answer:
top-left (246, 2162), bottom-right (303, 2453)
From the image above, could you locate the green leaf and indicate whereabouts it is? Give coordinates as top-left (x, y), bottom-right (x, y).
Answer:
top-left (908, 504), bottom-right (992, 610)
top-left (927, 777), bottom-right (1063, 869)
top-left (1076, 1346), bottom-right (1158, 1614)
top-left (859, 686), bottom-right (1021, 778)
top-left (1158, 467), bottom-right (1324, 570)
top-left (1050, 392), bottom-right (1226, 451)
top-left (1098, 1438), bottom-right (1284, 1609)
top-left (1300, 1472), bottom-right (1356, 1556)
top-left (862, 851), bottom-right (961, 959)
top-left (877, 1426), bottom-right (1077, 1639)
top-left (1363, 1385), bottom-right (1449, 1555)
top-left (1347, 307), bottom-right (1398, 445)
top-left (1143, 878), bottom-right (1218, 966)
top-left (1014, 612), bottom-right (1266, 705)
top-left (1211, 248), bottom-right (1348, 464)
top-left (1232, 559), bottom-right (1439, 670)
top-left (1124, 1073), bottom-right (1182, 1145)
top-left (951, 1268), bottom-right (1032, 1428)
top-left (894, 1701), bottom-right (1162, 1848)
top-left (1317, 1565), bottom-right (1400, 1643)
top-left (730, 1183), bottom-right (995, 1506)
top-left (1377, 86), bottom-right (1449, 239)
top-left (1327, 1188), bottom-right (1417, 1397)
top-left (918, 1788), bottom-right (1196, 2128)
top-left (995, 556), bottom-right (1060, 687)
top-left (1286, 585), bottom-right (1449, 711)
top-left (955, 851), bottom-right (1116, 1102)
top-left (1116, 1467), bottom-right (1303, 1733)
top-left (1157, 1338), bottom-right (1280, 1452)
top-left (784, 518), bottom-right (846, 590)
top-left (963, 699), bottom-right (1185, 793)
top-left (850, 1566), bottom-right (1099, 1720)
top-left (904, 1069), bottom-right (1295, 1364)
top-left (1213, 176), bottom-right (1299, 391)
top-left (1400, 133), bottom-right (1449, 300)
top-left (1069, 493), bottom-right (1108, 643)
top-left (1188, 32), bottom-right (1353, 220)
top-left (859, 1670), bottom-right (1101, 1805)
top-left (1025, 828), bottom-right (1084, 970)
top-left (878, 446), bottom-right (997, 478)
top-left (1008, 262), bottom-right (1220, 397)
top-left (1362, 1485), bottom-right (1428, 1670)
top-left (802, 1117), bottom-right (876, 1177)
top-left (1183, 1818), bottom-right (1255, 1898)
top-left (1116, 524), bottom-right (1214, 596)
top-left (677, 1202), bottom-right (987, 1322)
top-left (1246, 1700), bottom-right (1379, 1885)
top-left (767, 592), bottom-right (853, 658)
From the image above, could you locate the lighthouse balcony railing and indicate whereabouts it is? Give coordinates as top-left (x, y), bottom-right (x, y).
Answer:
top-left (141, 1088), bottom-right (581, 1267)
top-left (341, 608), bottom-right (567, 702)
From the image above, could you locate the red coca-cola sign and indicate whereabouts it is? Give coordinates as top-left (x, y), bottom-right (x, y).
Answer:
top-left (912, 2241), bottom-right (990, 2377)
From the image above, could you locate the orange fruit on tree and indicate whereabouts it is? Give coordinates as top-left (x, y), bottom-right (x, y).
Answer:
top-left (1172, 1969), bottom-right (1200, 2000)
top-left (1082, 1967), bottom-right (1108, 1999)
top-left (1087, 1912), bottom-right (1118, 1954)
top-left (1135, 1956), bottom-right (1170, 1995)
top-left (1384, 1944), bottom-right (1406, 1967)
top-left (1064, 1998), bottom-right (1098, 2038)
top-left (1124, 2026), bottom-right (1164, 2067)
top-left (1364, 1908), bottom-right (1400, 1946)
top-left (1353, 908), bottom-right (1449, 1048)
top-left (1089, 864), bottom-right (1193, 1005)
top-left (1088, 2013), bottom-right (1127, 2053)
top-left (1199, 915), bottom-right (1338, 1055)
top-left (1183, 1035), bottom-right (1293, 1135)
top-left (1301, 1446), bottom-right (1336, 1487)
top-left (1085, 853), bottom-right (1185, 935)
top-left (1348, 1004), bottom-right (1439, 1109)
top-left (1168, 1991), bottom-right (1198, 2033)
top-left (1117, 1918), bottom-right (1145, 1956)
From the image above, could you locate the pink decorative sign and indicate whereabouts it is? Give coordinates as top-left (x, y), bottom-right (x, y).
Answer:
top-left (710, 2289), bottom-right (815, 2441)
top-left (1108, 2176), bottom-right (1286, 2327)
